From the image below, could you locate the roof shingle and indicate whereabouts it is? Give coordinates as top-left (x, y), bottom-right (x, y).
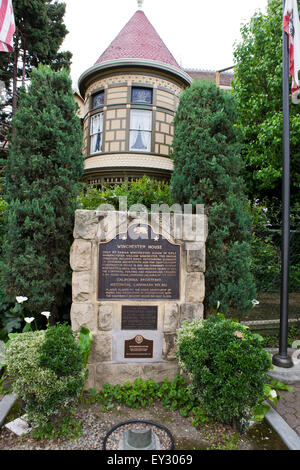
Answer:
top-left (95, 10), bottom-right (181, 69)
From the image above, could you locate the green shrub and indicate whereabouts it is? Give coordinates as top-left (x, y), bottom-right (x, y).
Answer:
top-left (176, 315), bottom-right (272, 428)
top-left (78, 175), bottom-right (172, 211)
top-left (6, 328), bottom-right (85, 427)
top-left (39, 323), bottom-right (83, 377)
top-left (30, 412), bottom-right (83, 441)
top-left (87, 374), bottom-right (211, 427)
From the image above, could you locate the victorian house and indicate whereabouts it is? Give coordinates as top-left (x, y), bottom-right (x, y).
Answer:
top-left (76, 7), bottom-right (233, 188)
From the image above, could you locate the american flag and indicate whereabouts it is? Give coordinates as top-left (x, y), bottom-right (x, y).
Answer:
top-left (283, 0), bottom-right (300, 104)
top-left (0, 0), bottom-right (15, 52)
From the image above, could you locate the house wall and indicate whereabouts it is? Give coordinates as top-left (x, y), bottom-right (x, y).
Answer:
top-left (81, 71), bottom-right (184, 185)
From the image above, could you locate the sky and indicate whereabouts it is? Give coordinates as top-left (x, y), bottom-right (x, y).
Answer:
top-left (61, 0), bottom-right (269, 90)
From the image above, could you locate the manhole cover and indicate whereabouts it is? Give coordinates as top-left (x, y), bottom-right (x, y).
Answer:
top-left (103, 420), bottom-right (175, 450)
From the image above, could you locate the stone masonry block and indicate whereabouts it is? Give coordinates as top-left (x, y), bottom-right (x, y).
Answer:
top-left (98, 305), bottom-right (113, 331)
top-left (96, 211), bottom-right (127, 241)
top-left (186, 242), bottom-right (206, 272)
top-left (180, 303), bottom-right (204, 327)
top-left (91, 333), bottom-right (112, 363)
top-left (74, 210), bottom-right (99, 239)
top-left (71, 303), bottom-right (96, 332)
top-left (185, 273), bottom-right (205, 302)
top-left (162, 334), bottom-right (177, 361)
top-left (95, 363), bottom-right (141, 389)
top-left (72, 271), bottom-right (91, 302)
top-left (140, 362), bottom-right (180, 383)
top-left (163, 303), bottom-right (179, 332)
top-left (70, 239), bottom-right (92, 271)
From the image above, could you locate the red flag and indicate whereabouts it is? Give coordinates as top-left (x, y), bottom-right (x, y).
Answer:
top-left (0, 0), bottom-right (15, 52)
top-left (283, 0), bottom-right (300, 103)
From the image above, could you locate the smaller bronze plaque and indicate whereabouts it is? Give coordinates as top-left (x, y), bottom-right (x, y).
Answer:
top-left (122, 306), bottom-right (158, 330)
top-left (124, 335), bottom-right (153, 359)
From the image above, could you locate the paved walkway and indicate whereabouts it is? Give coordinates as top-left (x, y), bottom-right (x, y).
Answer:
top-left (274, 384), bottom-right (300, 437)
top-left (265, 348), bottom-right (300, 446)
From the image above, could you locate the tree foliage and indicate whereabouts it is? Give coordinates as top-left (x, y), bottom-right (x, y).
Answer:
top-left (232, 0), bottom-right (300, 208)
top-left (0, 0), bottom-right (71, 143)
top-left (170, 80), bottom-right (256, 314)
top-left (78, 175), bottom-right (172, 211)
top-left (1, 65), bottom-right (83, 319)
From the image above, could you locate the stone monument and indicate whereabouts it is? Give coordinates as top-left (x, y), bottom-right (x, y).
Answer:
top-left (70, 210), bottom-right (207, 388)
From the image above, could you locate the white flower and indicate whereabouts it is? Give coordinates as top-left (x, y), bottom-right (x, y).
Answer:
top-left (41, 311), bottom-right (51, 319)
top-left (269, 389), bottom-right (277, 399)
top-left (252, 299), bottom-right (260, 306)
top-left (24, 317), bottom-right (35, 323)
top-left (16, 296), bottom-right (28, 304)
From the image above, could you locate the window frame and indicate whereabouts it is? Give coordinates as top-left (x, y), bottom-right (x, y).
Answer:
top-left (91, 89), bottom-right (105, 110)
top-left (89, 111), bottom-right (104, 155)
top-left (129, 108), bottom-right (153, 153)
top-left (131, 86), bottom-right (153, 105)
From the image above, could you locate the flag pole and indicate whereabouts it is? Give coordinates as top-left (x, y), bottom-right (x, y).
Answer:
top-left (272, 0), bottom-right (293, 369)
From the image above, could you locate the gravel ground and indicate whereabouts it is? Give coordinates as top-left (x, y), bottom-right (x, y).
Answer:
top-left (0, 400), bottom-right (289, 451)
top-left (0, 401), bottom-right (257, 451)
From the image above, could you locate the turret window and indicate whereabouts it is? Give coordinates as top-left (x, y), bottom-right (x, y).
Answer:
top-left (129, 110), bottom-right (152, 152)
top-left (90, 113), bottom-right (103, 154)
top-left (131, 87), bottom-right (152, 105)
top-left (92, 90), bottom-right (105, 109)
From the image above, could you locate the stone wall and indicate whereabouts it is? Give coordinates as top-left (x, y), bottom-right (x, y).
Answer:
top-left (70, 210), bottom-right (207, 389)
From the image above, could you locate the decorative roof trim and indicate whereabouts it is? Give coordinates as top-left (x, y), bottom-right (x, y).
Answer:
top-left (78, 58), bottom-right (192, 96)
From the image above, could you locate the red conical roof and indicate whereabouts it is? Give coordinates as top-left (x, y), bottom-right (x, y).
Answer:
top-left (95, 10), bottom-right (181, 69)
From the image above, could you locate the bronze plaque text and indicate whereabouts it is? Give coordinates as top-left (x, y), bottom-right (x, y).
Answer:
top-left (98, 224), bottom-right (180, 300)
top-left (124, 335), bottom-right (153, 359)
top-left (121, 306), bottom-right (158, 330)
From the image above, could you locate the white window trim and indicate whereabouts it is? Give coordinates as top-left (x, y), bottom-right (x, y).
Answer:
top-left (90, 112), bottom-right (103, 155)
top-left (129, 109), bottom-right (152, 153)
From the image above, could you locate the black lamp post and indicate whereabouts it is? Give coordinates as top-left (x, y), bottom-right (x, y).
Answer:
top-left (272, 0), bottom-right (293, 369)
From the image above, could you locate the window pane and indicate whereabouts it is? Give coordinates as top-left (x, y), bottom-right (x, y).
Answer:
top-left (132, 87), bottom-right (152, 104)
top-left (91, 133), bottom-right (102, 153)
top-left (130, 109), bottom-right (152, 131)
top-left (90, 113), bottom-right (103, 135)
top-left (93, 91), bottom-right (104, 108)
top-left (129, 130), bottom-right (151, 152)
top-left (90, 112), bottom-right (103, 154)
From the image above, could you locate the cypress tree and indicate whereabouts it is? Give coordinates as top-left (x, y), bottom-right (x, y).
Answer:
top-left (171, 80), bottom-right (256, 315)
top-left (1, 65), bottom-right (83, 320)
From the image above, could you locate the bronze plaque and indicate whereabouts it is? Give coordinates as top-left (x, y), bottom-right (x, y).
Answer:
top-left (122, 306), bottom-right (157, 330)
top-left (98, 224), bottom-right (180, 300)
top-left (124, 335), bottom-right (153, 359)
